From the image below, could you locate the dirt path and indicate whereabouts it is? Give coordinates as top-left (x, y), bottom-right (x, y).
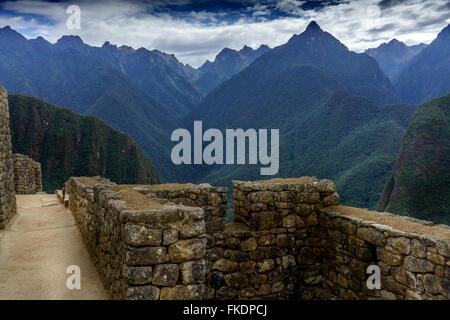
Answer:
top-left (0, 194), bottom-right (108, 300)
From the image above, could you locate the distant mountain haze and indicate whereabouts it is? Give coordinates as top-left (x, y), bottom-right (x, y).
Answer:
top-left (54, 35), bottom-right (203, 116)
top-left (365, 39), bottom-right (427, 80)
top-left (192, 44), bottom-right (271, 94)
top-left (395, 24), bottom-right (450, 104)
top-left (206, 21), bottom-right (399, 106)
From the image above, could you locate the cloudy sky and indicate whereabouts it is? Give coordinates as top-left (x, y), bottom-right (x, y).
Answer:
top-left (0, 0), bottom-right (449, 67)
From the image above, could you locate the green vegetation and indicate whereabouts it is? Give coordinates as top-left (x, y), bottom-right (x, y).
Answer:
top-left (377, 94), bottom-right (450, 224)
top-left (9, 94), bottom-right (161, 193)
top-left (189, 65), bottom-right (417, 209)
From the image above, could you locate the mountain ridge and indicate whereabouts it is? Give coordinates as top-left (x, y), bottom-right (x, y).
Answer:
top-left (365, 39), bottom-right (427, 80)
top-left (395, 23), bottom-right (450, 104)
top-left (193, 44), bottom-right (271, 94)
top-left (8, 94), bottom-right (161, 192)
top-left (377, 93), bottom-right (450, 224)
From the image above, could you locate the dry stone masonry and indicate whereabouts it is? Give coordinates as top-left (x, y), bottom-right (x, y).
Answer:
top-left (0, 83), bottom-right (16, 229)
top-left (320, 207), bottom-right (450, 299)
top-left (66, 176), bottom-right (450, 300)
top-left (13, 153), bottom-right (42, 194)
top-left (66, 177), bottom-right (226, 299)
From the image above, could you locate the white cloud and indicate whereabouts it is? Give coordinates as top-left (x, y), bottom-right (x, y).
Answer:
top-left (0, 0), bottom-right (448, 67)
top-left (275, 0), bottom-right (306, 15)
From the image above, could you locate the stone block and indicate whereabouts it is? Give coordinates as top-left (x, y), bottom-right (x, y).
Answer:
top-left (123, 266), bottom-right (153, 285)
top-left (124, 285), bottom-right (160, 300)
top-left (240, 237), bottom-right (257, 251)
top-left (125, 247), bottom-right (169, 266)
top-left (160, 284), bottom-right (209, 300)
top-left (257, 259), bottom-right (275, 272)
top-left (152, 264), bottom-right (179, 286)
top-left (162, 228), bottom-right (179, 245)
top-left (403, 256), bottom-right (435, 273)
top-left (224, 273), bottom-right (248, 289)
top-left (169, 238), bottom-right (206, 263)
top-left (212, 259), bottom-right (238, 272)
top-left (377, 247), bottom-right (403, 266)
top-left (357, 227), bottom-right (386, 246)
top-left (180, 260), bottom-right (210, 284)
top-left (251, 211), bottom-right (278, 231)
top-left (122, 224), bottom-right (162, 246)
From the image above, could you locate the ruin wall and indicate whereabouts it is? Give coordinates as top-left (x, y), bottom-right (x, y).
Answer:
top-left (66, 176), bottom-right (450, 300)
top-left (0, 84), bottom-right (16, 228)
top-left (13, 153), bottom-right (42, 194)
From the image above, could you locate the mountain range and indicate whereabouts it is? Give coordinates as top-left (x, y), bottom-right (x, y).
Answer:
top-left (0, 25), bottom-right (184, 182)
top-left (54, 35), bottom-right (203, 116)
top-left (1, 22), bottom-right (449, 215)
top-left (394, 24), bottom-right (450, 104)
top-left (365, 39), bottom-right (427, 80)
top-left (192, 44), bottom-right (271, 94)
top-left (187, 23), bottom-right (418, 208)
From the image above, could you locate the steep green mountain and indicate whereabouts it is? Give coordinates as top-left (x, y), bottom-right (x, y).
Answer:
top-left (377, 94), bottom-right (450, 224)
top-left (365, 39), bottom-right (426, 80)
top-left (0, 26), bottom-right (185, 182)
top-left (188, 63), bottom-right (416, 209)
top-left (8, 94), bottom-right (161, 193)
top-left (55, 36), bottom-right (203, 115)
top-left (193, 45), bottom-right (270, 94)
top-left (395, 24), bottom-right (450, 104)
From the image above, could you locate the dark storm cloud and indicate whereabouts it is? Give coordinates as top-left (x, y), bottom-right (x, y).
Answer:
top-left (378, 0), bottom-right (408, 9)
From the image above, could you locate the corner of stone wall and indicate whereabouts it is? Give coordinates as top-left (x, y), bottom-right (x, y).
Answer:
top-left (66, 178), bottom-right (227, 300)
top-left (0, 83), bottom-right (17, 229)
top-left (13, 153), bottom-right (42, 194)
top-left (319, 208), bottom-right (450, 300)
top-left (214, 177), bottom-right (340, 299)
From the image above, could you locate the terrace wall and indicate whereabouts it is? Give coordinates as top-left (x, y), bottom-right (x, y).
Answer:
top-left (66, 176), bottom-right (450, 300)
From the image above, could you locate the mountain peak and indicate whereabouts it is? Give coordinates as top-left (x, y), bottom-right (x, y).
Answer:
top-left (305, 21), bottom-right (322, 33)
top-left (240, 45), bottom-right (253, 53)
top-left (386, 38), bottom-right (407, 49)
top-left (388, 38), bottom-right (402, 45)
top-left (57, 35), bottom-right (84, 45)
top-left (102, 41), bottom-right (117, 49)
top-left (0, 25), bottom-right (26, 41)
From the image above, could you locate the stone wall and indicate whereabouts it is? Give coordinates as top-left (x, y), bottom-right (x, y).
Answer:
top-left (13, 153), bottom-right (42, 194)
top-left (319, 209), bottom-right (450, 299)
top-left (221, 178), bottom-right (340, 299)
top-left (66, 177), bottom-right (226, 299)
top-left (66, 176), bottom-right (450, 300)
top-left (0, 83), bottom-right (16, 229)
